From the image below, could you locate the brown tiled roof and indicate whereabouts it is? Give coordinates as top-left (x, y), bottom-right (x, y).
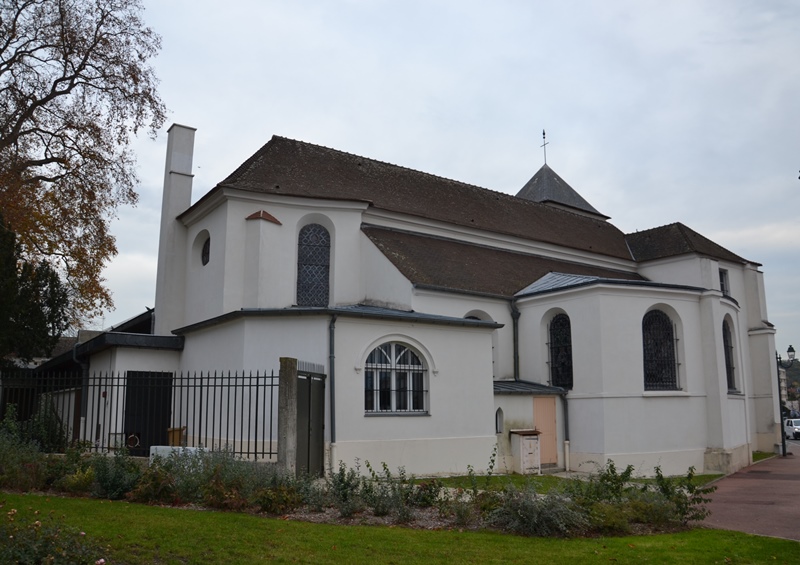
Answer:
top-left (362, 226), bottom-right (644, 297)
top-left (625, 223), bottom-right (752, 265)
top-left (211, 136), bottom-right (633, 260)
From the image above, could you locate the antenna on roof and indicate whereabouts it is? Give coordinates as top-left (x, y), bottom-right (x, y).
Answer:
top-left (540, 129), bottom-right (549, 165)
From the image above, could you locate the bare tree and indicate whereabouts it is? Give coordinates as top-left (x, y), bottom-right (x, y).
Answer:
top-left (0, 0), bottom-right (166, 322)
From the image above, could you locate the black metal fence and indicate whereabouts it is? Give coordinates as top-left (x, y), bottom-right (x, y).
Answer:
top-left (0, 370), bottom-right (279, 460)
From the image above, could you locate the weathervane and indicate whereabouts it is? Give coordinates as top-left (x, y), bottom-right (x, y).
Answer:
top-left (541, 129), bottom-right (549, 165)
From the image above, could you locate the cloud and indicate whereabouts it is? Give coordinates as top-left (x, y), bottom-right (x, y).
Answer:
top-left (101, 0), bottom-right (800, 350)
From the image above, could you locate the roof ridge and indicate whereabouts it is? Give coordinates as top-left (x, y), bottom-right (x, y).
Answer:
top-left (235, 135), bottom-right (585, 214)
top-left (271, 135), bottom-right (512, 196)
top-left (625, 221), bottom-right (681, 237)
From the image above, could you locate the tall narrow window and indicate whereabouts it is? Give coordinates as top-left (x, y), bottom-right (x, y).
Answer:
top-left (642, 309), bottom-right (678, 390)
top-left (201, 237), bottom-right (210, 266)
top-left (722, 320), bottom-right (736, 391)
top-left (719, 269), bottom-right (730, 297)
top-left (297, 224), bottom-right (330, 306)
top-left (549, 314), bottom-right (573, 389)
top-left (364, 342), bottom-right (427, 413)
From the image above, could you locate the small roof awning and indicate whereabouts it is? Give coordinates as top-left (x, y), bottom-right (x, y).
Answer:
top-left (493, 379), bottom-right (565, 395)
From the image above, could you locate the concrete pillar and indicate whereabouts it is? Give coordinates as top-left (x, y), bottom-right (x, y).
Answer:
top-left (699, 292), bottom-right (726, 449)
top-left (278, 357), bottom-right (298, 475)
top-left (154, 124), bottom-right (196, 335)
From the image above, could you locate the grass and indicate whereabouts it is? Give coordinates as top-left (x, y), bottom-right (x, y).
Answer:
top-left (433, 473), bottom-right (565, 492)
top-left (436, 471), bottom-right (722, 492)
top-left (2, 491), bottom-right (798, 564)
top-left (752, 451), bottom-right (775, 463)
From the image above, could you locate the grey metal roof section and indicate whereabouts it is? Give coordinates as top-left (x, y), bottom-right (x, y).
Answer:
top-left (174, 304), bottom-right (503, 335)
top-left (38, 332), bottom-right (185, 369)
top-left (332, 304), bottom-right (502, 326)
top-left (516, 164), bottom-right (608, 219)
top-left (516, 272), bottom-right (601, 296)
top-left (515, 271), bottom-right (708, 299)
top-left (493, 379), bottom-right (565, 395)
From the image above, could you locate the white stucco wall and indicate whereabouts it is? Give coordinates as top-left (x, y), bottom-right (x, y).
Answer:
top-left (514, 283), bottom-right (755, 475)
top-left (361, 237), bottom-right (415, 310)
top-left (412, 290), bottom-right (513, 380)
top-left (330, 316), bottom-right (497, 475)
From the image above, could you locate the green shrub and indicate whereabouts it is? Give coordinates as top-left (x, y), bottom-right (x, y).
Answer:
top-left (26, 394), bottom-right (69, 453)
top-left (625, 490), bottom-right (678, 526)
top-left (49, 444), bottom-right (94, 493)
top-left (90, 448), bottom-right (141, 500)
top-left (446, 491), bottom-right (478, 526)
top-left (0, 504), bottom-right (105, 564)
top-left (59, 467), bottom-right (96, 495)
top-left (653, 465), bottom-right (716, 525)
top-left (410, 478), bottom-right (446, 508)
top-left (295, 474), bottom-right (328, 512)
top-left (566, 460), bottom-right (636, 505)
top-left (127, 456), bottom-right (177, 504)
top-left (328, 460), bottom-right (364, 517)
top-left (253, 484), bottom-right (303, 514)
top-left (201, 463), bottom-right (249, 511)
top-left (584, 500), bottom-right (632, 534)
top-left (161, 448), bottom-right (207, 504)
top-left (490, 484), bottom-right (588, 537)
top-left (0, 409), bottom-right (47, 491)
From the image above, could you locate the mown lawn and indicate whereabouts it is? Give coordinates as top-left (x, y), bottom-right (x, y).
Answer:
top-left (2, 491), bottom-right (798, 564)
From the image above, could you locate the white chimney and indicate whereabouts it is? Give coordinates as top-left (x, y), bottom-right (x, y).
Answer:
top-left (153, 124), bottom-right (196, 335)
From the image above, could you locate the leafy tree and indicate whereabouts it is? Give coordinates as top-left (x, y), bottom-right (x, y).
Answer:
top-left (0, 215), bottom-right (70, 365)
top-left (0, 0), bottom-right (166, 323)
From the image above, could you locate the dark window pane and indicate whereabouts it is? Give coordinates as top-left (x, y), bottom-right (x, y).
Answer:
top-left (549, 314), bottom-right (573, 389)
top-left (396, 371), bottom-right (408, 411)
top-left (297, 224), bottom-right (330, 306)
top-left (365, 370), bottom-right (375, 412)
top-left (642, 310), bottom-right (677, 390)
top-left (379, 371), bottom-right (391, 411)
top-left (722, 321), bottom-right (736, 390)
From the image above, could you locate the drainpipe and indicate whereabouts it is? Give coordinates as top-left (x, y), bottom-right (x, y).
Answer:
top-left (510, 299), bottom-right (520, 381)
top-left (72, 342), bottom-right (91, 441)
top-left (328, 314), bottom-right (337, 444)
top-left (560, 391), bottom-right (570, 472)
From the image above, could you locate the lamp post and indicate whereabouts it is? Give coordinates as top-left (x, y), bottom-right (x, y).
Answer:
top-left (776, 345), bottom-right (796, 456)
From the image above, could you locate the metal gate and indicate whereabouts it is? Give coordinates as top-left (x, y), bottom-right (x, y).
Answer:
top-left (124, 371), bottom-right (173, 456)
top-left (296, 363), bottom-right (325, 476)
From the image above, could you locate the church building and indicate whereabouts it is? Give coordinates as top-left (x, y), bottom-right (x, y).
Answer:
top-left (68, 124), bottom-right (783, 476)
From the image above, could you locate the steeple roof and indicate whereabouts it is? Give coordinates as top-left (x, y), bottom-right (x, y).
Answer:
top-left (516, 164), bottom-right (609, 219)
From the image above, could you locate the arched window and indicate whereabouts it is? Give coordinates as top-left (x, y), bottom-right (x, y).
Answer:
top-left (549, 313), bottom-right (573, 389)
top-left (297, 224), bottom-right (330, 306)
top-left (364, 342), bottom-right (427, 413)
top-left (642, 309), bottom-right (678, 390)
top-left (722, 319), bottom-right (736, 391)
top-left (495, 408), bottom-right (504, 434)
top-left (201, 237), bottom-right (210, 266)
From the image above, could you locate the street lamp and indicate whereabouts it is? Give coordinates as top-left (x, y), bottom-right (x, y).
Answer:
top-left (776, 345), bottom-right (796, 456)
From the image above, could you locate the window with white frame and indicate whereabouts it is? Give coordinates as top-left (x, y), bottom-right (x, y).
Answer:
top-left (642, 309), bottom-right (679, 391)
top-left (364, 342), bottom-right (427, 413)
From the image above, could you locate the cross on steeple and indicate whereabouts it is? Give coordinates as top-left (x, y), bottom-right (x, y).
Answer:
top-left (540, 129), bottom-right (549, 165)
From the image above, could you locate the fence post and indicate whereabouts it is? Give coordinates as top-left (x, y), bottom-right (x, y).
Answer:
top-left (278, 357), bottom-right (298, 474)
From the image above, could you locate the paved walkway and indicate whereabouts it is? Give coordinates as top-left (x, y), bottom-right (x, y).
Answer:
top-left (703, 440), bottom-right (800, 541)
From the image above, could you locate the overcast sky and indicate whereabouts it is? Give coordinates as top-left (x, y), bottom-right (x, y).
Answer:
top-left (100, 0), bottom-right (800, 355)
